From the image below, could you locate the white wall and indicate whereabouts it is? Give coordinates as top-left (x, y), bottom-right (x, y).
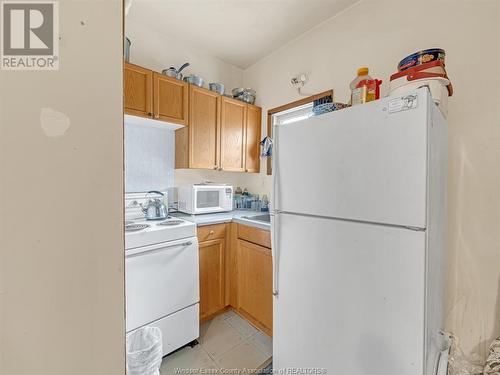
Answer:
top-left (125, 14), bottom-right (269, 195)
top-left (244, 0), bottom-right (500, 361)
top-left (124, 123), bottom-right (175, 192)
top-left (125, 19), bottom-right (243, 91)
top-left (0, 1), bottom-right (124, 374)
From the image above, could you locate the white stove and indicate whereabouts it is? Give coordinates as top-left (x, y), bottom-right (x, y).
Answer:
top-left (125, 216), bottom-right (196, 250)
top-left (125, 192), bottom-right (199, 356)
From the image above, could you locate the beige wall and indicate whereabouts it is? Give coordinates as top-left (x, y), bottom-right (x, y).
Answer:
top-left (174, 169), bottom-right (269, 196)
top-left (0, 1), bottom-right (125, 374)
top-left (244, 0), bottom-right (500, 361)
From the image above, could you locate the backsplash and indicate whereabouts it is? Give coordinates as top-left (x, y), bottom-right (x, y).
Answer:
top-left (124, 122), bottom-right (175, 192)
top-left (174, 169), bottom-right (270, 199)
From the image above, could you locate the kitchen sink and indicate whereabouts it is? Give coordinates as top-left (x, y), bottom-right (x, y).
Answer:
top-left (241, 213), bottom-right (271, 223)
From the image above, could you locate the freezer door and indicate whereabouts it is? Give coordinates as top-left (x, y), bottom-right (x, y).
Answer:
top-left (274, 89), bottom-right (431, 228)
top-left (273, 213), bottom-right (426, 374)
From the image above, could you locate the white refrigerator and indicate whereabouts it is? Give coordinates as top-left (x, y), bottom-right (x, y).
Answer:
top-left (271, 88), bottom-right (449, 375)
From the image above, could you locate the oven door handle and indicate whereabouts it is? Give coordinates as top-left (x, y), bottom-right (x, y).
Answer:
top-left (126, 238), bottom-right (196, 258)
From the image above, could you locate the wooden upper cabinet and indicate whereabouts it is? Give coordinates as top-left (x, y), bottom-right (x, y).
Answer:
top-left (153, 72), bottom-right (189, 125)
top-left (124, 63), bottom-right (153, 118)
top-left (189, 86), bottom-right (221, 170)
top-left (220, 97), bottom-right (247, 172)
top-left (245, 105), bottom-right (262, 173)
top-left (172, 84), bottom-right (263, 173)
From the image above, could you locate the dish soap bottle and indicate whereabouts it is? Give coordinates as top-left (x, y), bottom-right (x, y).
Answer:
top-left (350, 67), bottom-right (382, 105)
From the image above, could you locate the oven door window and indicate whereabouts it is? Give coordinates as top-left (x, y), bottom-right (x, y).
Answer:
top-left (197, 190), bottom-right (220, 209)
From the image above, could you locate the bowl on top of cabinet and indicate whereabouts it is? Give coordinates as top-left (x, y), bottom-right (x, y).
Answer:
top-left (232, 88), bottom-right (256, 105)
top-left (183, 75), bottom-right (205, 87)
top-left (209, 83), bottom-right (225, 95)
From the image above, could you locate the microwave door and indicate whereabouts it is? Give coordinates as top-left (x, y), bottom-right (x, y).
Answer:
top-left (196, 189), bottom-right (223, 213)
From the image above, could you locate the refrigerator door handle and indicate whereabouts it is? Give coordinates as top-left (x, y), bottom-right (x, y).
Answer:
top-left (271, 121), bottom-right (278, 212)
top-left (271, 211), bottom-right (279, 296)
top-left (271, 120), bottom-right (279, 296)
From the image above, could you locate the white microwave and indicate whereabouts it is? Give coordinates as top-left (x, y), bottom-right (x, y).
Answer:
top-left (177, 184), bottom-right (233, 215)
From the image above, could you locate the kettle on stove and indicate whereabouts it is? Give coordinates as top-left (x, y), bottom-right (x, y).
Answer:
top-left (140, 191), bottom-right (168, 220)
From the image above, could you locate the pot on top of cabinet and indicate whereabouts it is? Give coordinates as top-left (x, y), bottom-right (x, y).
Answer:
top-left (183, 74), bottom-right (205, 87)
top-left (232, 88), bottom-right (256, 105)
top-left (162, 62), bottom-right (190, 80)
top-left (209, 83), bottom-right (225, 95)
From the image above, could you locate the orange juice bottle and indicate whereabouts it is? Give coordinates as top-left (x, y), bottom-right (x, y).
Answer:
top-left (350, 67), bottom-right (382, 105)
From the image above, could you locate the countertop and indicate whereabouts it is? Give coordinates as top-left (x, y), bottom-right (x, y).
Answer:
top-left (172, 210), bottom-right (271, 231)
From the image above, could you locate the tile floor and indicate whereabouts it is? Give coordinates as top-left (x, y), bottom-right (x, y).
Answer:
top-left (160, 310), bottom-right (272, 374)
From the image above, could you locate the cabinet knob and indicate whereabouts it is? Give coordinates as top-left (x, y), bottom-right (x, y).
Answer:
top-left (209, 230), bottom-right (214, 235)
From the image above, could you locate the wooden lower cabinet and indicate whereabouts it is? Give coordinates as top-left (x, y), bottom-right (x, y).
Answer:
top-left (198, 222), bottom-right (273, 335)
top-left (198, 224), bottom-right (227, 321)
top-left (236, 239), bottom-right (273, 335)
top-left (199, 237), bottom-right (225, 320)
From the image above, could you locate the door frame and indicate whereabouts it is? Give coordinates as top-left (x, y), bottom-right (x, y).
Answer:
top-left (266, 89), bottom-right (333, 175)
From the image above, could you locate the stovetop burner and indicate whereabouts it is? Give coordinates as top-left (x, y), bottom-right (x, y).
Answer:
top-left (157, 219), bottom-right (184, 226)
top-left (125, 223), bottom-right (150, 232)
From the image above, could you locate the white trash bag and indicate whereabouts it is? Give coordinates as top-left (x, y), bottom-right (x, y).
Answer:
top-left (448, 333), bottom-right (483, 375)
top-left (484, 337), bottom-right (500, 375)
top-left (126, 327), bottom-right (163, 375)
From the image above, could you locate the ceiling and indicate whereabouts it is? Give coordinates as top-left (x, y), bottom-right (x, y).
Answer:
top-left (126, 0), bottom-right (359, 69)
